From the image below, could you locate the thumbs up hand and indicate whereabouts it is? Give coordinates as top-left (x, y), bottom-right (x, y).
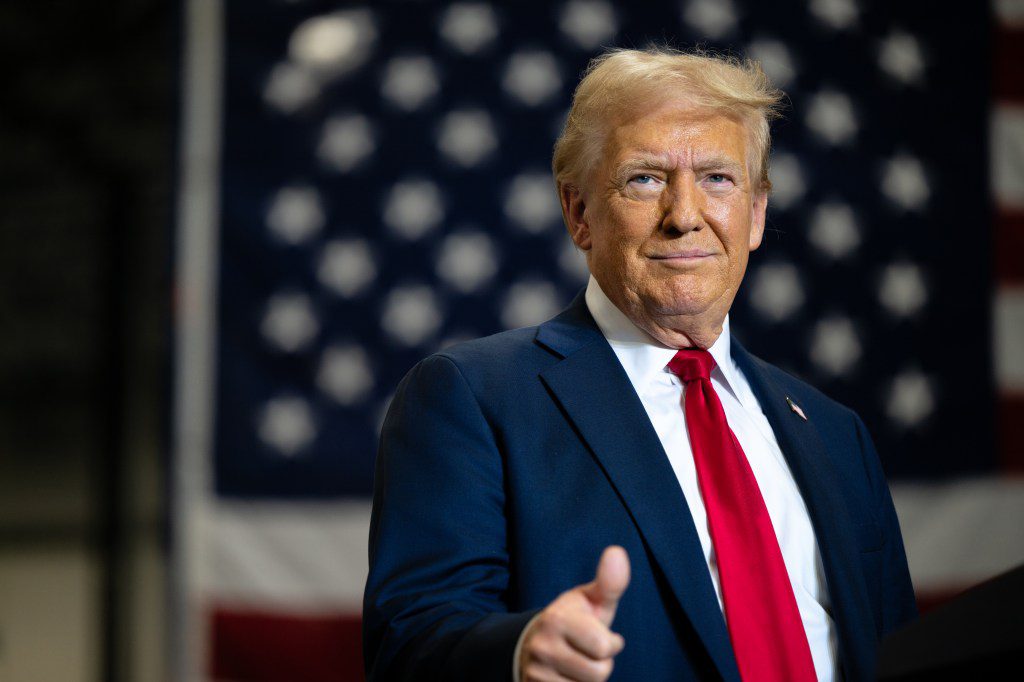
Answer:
top-left (517, 546), bottom-right (631, 682)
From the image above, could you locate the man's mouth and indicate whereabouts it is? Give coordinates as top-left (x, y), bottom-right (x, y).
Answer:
top-left (649, 248), bottom-right (714, 260)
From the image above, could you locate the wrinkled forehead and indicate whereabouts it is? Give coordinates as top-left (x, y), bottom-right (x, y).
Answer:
top-left (595, 97), bottom-right (757, 173)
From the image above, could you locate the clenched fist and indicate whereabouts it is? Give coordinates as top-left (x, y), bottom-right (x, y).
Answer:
top-left (517, 546), bottom-right (631, 682)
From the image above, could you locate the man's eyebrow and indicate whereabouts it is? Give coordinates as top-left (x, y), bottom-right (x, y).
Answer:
top-left (693, 156), bottom-right (745, 174)
top-left (612, 153), bottom-right (747, 178)
top-left (612, 154), bottom-right (675, 176)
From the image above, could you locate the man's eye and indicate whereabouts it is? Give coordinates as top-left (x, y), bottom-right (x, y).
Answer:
top-left (631, 175), bottom-right (656, 185)
top-left (708, 174), bottom-right (727, 183)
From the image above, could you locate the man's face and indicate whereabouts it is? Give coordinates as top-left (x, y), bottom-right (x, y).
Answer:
top-left (564, 99), bottom-right (767, 329)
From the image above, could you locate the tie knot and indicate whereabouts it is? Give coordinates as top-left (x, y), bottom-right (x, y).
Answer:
top-left (667, 348), bottom-right (716, 382)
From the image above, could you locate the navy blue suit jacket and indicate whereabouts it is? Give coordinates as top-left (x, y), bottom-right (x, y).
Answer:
top-left (363, 292), bottom-right (917, 681)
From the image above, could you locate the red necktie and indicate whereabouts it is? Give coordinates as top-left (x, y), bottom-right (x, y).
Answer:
top-left (667, 349), bottom-right (817, 682)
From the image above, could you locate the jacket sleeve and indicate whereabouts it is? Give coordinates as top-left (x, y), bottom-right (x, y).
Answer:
top-left (851, 411), bottom-right (919, 635)
top-left (363, 353), bottom-right (537, 681)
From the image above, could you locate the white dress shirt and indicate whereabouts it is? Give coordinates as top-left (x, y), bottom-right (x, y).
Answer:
top-left (512, 277), bottom-right (839, 681)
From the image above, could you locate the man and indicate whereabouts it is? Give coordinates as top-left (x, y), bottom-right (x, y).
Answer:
top-left (363, 47), bottom-right (917, 681)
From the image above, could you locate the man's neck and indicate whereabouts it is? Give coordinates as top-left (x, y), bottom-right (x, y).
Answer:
top-left (584, 276), bottom-right (729, 351)
top-left (594, 280), bottom-right (727, 350)
top-left (628, 310), bottom-right (724, 350)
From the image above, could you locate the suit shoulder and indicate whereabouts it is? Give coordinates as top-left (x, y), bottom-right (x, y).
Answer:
top-left (396, 327), bottom-right (555, 414)
top-left (430, 325), bottom-right (551, 376)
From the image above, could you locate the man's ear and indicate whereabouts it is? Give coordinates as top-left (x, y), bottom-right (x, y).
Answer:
top-left (559, 183), bottom-right (592, 251)
top-left (748, 190), bottom-right (767, 251)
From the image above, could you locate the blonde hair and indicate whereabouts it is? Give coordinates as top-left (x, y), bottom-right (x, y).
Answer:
top-left (552, 46), bottom-right (785, 193)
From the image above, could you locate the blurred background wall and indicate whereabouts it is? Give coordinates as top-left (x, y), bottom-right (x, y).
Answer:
top-left (2, 1), bottom-right (1023, 681)
top-left (0, 2), bottom-right (171, 681)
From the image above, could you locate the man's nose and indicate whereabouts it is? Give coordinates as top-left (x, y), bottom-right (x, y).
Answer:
top-left (661, 176), bottom-right (705, 234)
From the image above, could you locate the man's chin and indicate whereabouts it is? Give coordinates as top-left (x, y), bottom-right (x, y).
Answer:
top-left (646, 294), bottom-right (716, 319)
top-left (640, 279), bottom-right (718, 314)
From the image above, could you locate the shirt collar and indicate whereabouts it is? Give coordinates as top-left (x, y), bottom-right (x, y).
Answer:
top-left (584, 275), bottom-right (741, 398)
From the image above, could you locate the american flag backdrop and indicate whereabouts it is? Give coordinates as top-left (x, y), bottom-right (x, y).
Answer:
top-left (173, 0), bottom-right (1024, 680)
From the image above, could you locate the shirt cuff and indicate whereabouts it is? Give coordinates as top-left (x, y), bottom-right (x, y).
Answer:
top-left (511, 612), bottom-right (543, 682)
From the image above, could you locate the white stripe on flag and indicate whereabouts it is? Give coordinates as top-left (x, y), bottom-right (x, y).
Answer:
top-left (892, 478), bottom-right (1024, 590)
top-left (197, 480), bottom-right (1024, 607)
top-left (202, 500), bottom-right (371, 612)
top-left (995, 288), bottom-right (1024, 393)
top-left (991, 105), bottom-right (1024, 209)
top-left (995, 0), bottom-right (1024, 26)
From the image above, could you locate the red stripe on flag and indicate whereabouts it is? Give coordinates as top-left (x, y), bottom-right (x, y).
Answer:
top-left (995, 209), bottom-right (1024, 285)
top-left (994, 26), bottom-right (1024, 103)
top-left (210, 608), bottom-right (364, 682)
top-left (998, 391), bottom-right (1024, 473)
top-left (915, 588), bottom-right (971, 615)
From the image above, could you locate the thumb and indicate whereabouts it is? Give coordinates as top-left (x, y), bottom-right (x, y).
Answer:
top-left (581, 545), bottom-right (630, 625)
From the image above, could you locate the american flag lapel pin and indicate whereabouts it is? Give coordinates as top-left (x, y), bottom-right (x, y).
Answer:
top-left (786, 396), bottom-right (808, 421)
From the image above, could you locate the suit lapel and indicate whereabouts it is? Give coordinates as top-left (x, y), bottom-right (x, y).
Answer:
top-left (536, 295), bottom-right (741, 682)
top-left (731, 338), bottom-right (878, 682)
